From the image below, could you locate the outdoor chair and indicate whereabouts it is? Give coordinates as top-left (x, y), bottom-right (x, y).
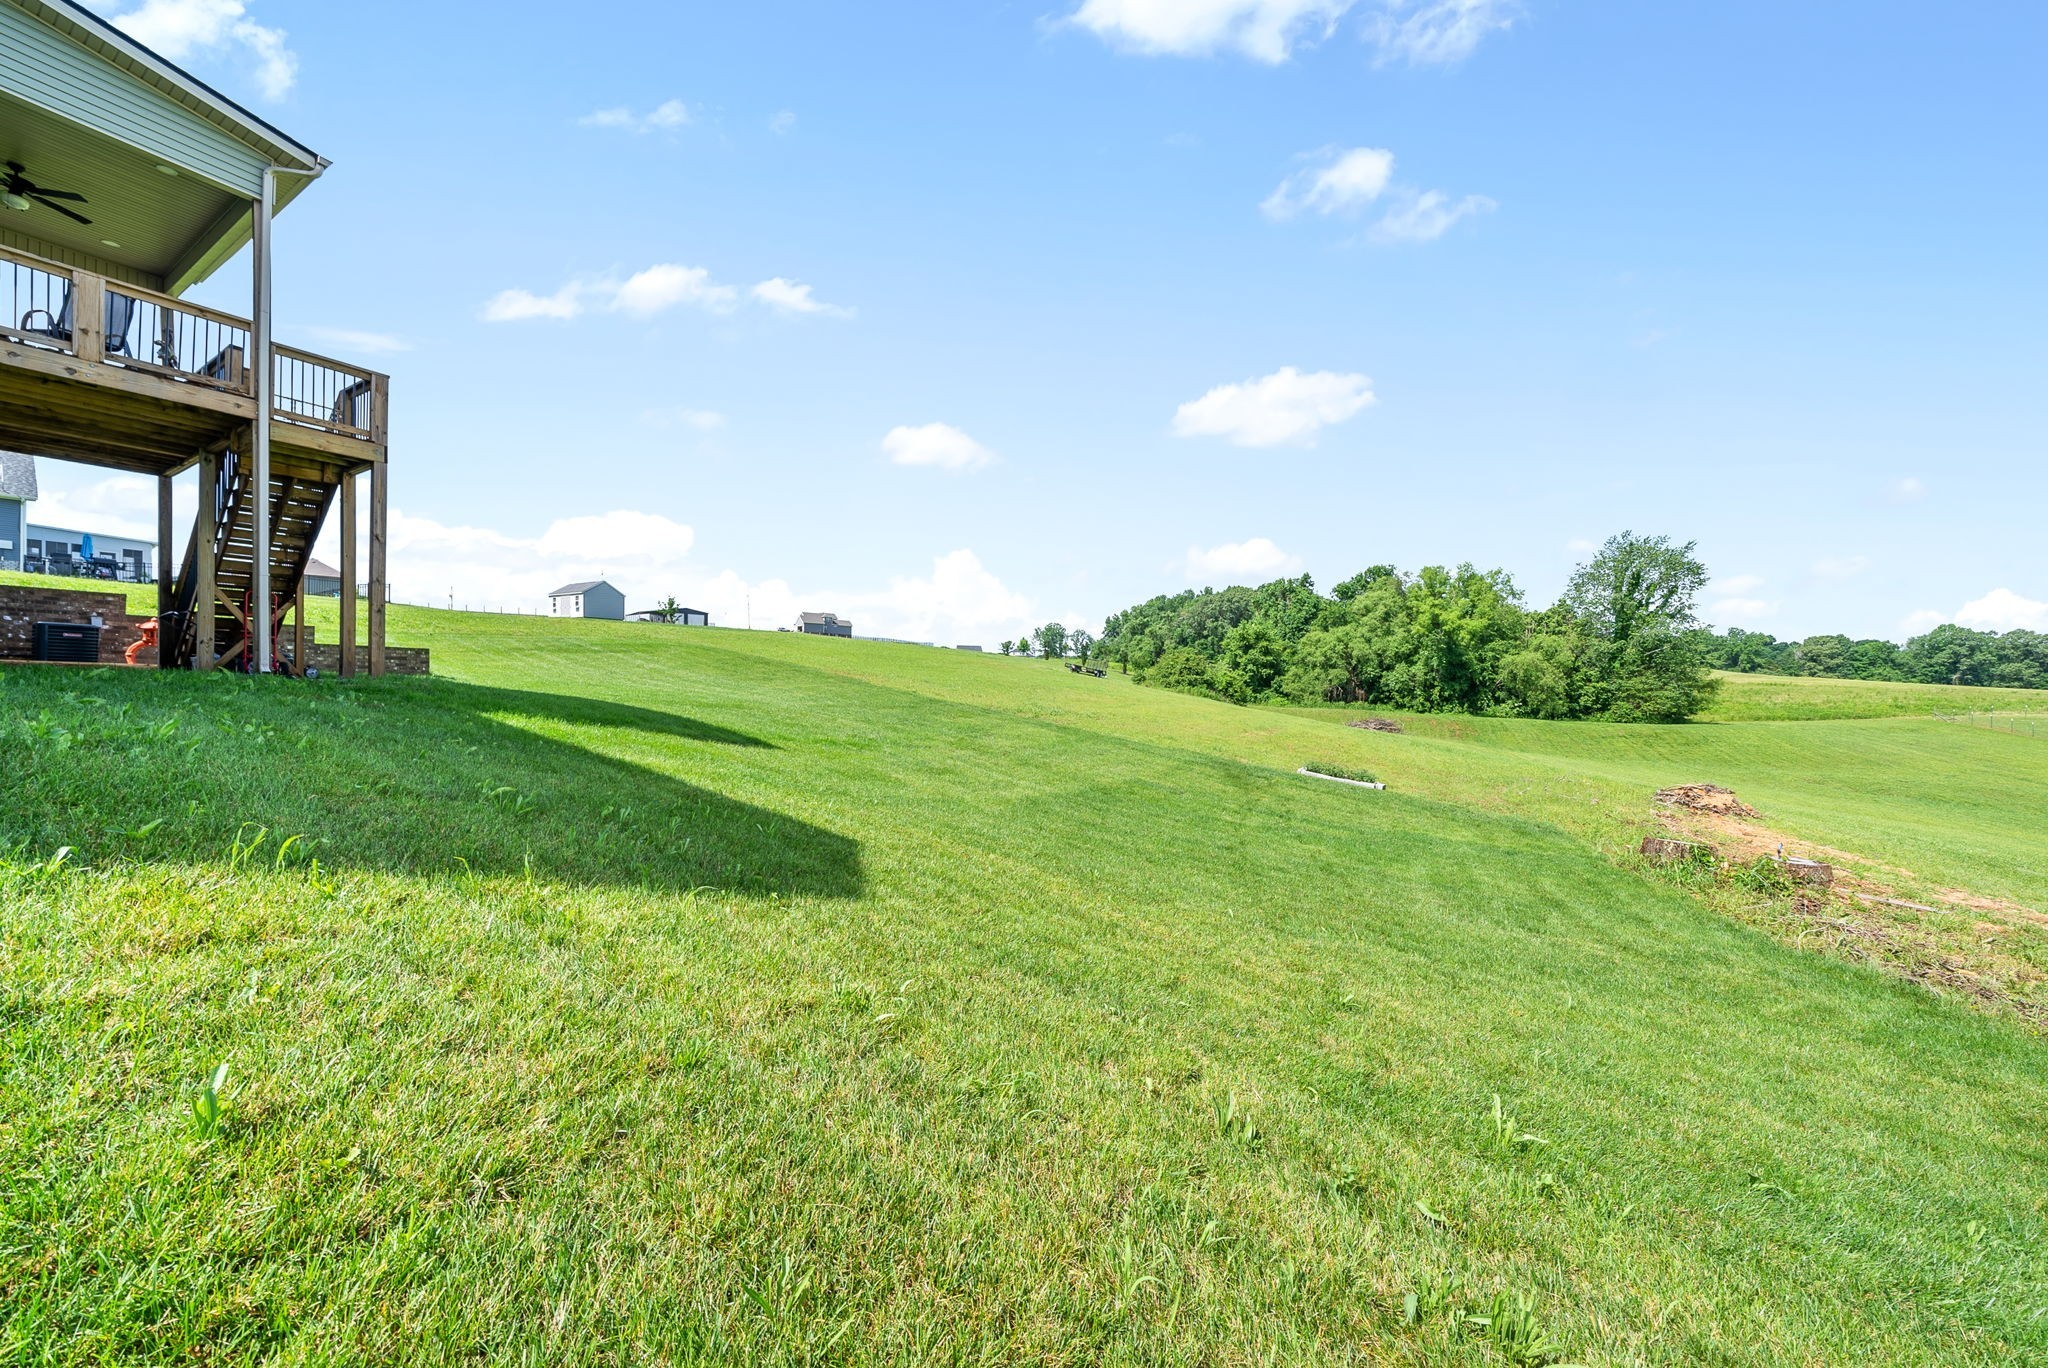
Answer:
top-left (16, 286), bottom-right (139, 356)
top-left (331, 377), bottom-right (373, 429)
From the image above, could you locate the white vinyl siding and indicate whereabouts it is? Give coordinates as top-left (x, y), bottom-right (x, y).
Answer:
top-left (0, 2), bottom-right (268, 196)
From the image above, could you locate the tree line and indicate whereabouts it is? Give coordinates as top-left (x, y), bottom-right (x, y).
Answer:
top-left (1689, 624), bottom-right (2048, 690)
top-left (1093, 533), bottom-right (1723, 722)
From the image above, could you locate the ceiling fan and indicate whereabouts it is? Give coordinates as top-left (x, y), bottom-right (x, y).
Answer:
top-left (2, 162), bottom-right (92, 225)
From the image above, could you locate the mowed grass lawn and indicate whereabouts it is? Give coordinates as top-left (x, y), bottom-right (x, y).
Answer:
top-left (4, 604), bottom-right (2046, 1365)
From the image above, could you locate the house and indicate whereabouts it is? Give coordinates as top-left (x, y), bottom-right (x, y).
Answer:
top-left (955, 645), bottom-right (984, 652)
top-left (0, 452), bottom-right (32, 568)
top-left (627, 606), bottom-right (709, 626)
top-left (303, 557), bottom-right (341, 596)
top-left (0, 0), bottom-right (393, 674)
top-left (797, 612), bottom-right (853, 638)
top-left (25, 521), bottom-right (153, 580)
top-left (550, 580), bottom-right (626, 621)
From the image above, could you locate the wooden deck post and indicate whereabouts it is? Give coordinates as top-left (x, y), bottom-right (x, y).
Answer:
top-left (338, 468), bottom-right (357, 679)
top-left (195, 450), bottom-right (217, 672)
top-left (250, 169), bottom-right (276, 674)
top-left (368, 457), bottom-right (387, 678)
top-left (156, 471), bottom-right (173, 667)
top-left (71, 272), bottom-right (106, 363)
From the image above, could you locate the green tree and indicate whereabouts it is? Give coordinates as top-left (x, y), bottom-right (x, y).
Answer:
top-left (1220, 621), bottom-right (1289, 697)
top-left (1150, 647), bottom-right (1216, 697)
top-left (1564, 532), bottom-right (1709, 644)
top-left (1067, 628), bottom-right (1096, 664)
top-left (1032, 623), bottom-right (1069, 661)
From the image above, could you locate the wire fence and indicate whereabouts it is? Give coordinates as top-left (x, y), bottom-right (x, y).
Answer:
top-left (1933, 709), bottom-right (2043, 738)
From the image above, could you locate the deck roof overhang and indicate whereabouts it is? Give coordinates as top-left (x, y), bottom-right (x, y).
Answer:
top-left (0, 0), bottom-right (327, 295)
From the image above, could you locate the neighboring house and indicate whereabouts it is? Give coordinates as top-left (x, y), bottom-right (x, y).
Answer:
top-left (303, 558), bottom-right (341, 596)
top-left (627, 607), bottom-right (710, 626)
top-left (550, 580), bottom-right (626, 620)
top-left (955, 645), bottom-right (984, 652)
top-left (797, 612), bottom-right (853, 638)
top-left (26, 522), bottom-right (153, 580)
top-left (0, 452), bottom-right (33, 568)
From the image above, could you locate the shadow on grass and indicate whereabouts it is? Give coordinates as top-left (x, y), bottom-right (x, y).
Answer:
top-left (0, 670), bottom-right (860, 899)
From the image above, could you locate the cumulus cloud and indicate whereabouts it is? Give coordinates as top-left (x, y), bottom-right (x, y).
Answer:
top-left (1368, 188), bottom-right (1496, 243)
top-left (1069, 0), bottom-right (1352, 63)
top-left (1708, 597), bottom-right (1777, 626)
top-left (485, 267), bottom-right (848, 324)
top-left (21, 465), bottom-right (192, 545)
top-left (1366, 0), bottom-right (1519, 67)
top-left (1172, 367), bottom-right (1376, 447)
top-left (1886, 476), bottom-right (1928, 504)
top-left (300, 326), bottom-right (411, 356)
top-left (578, 100), bottom-right (690, 133)
top-left (770, 110), bottom-right (798, 135)
top-left (882, 423), bottom-right (998, 471)
top-left (1261, 146), bottom-right (1395, 220)
top-left (1068, 0), bottom-right (1514, 65)
top-left (1184, 538), bottom-right (1303, 584)
top-left (1717, 574), bottom-right (1766, 595)
top-left (97, 0), bottom-right (297, 98)
top-left (1956, 588), bottom-right (2048, 632)
top-left (316, 508), bottom-right (1036, 647)
top-left (751, 278), bottom-right (853, 318)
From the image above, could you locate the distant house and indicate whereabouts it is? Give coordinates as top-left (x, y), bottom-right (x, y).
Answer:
top-left (797, 612), bottom-right (853, 638)
top-left (628, 607), bottom-right (710, 626)
top-left (550, 580), bottom-right (626, 620)
top-left (955, 644), bottom-right (984, 652)
top-left (303, 558), bottom-right (342, 596)
top-left (0, 453), bottom-right (33, 569)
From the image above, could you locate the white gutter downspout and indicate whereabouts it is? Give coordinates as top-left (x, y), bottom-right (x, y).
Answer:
top-left (250, 166), bottom-right (274, 673)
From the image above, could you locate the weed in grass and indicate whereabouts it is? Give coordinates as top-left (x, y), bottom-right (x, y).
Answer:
top-left (1211, 1091), bottom-right (1262, 1147)
top-left (190, 1062), bottom-right (229, 1140)
top-left (1488, 1094), bottom-right (1550, 1155)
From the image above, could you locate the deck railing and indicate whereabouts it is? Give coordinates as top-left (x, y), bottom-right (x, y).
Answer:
top-left (0, 242), bottom-right (385, 443)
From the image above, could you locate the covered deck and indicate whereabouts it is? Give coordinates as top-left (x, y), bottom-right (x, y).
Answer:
top-left (0, 0), bottom-right (390, 673)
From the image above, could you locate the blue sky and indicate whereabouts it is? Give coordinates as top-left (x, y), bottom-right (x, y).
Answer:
top-left (40, 0), bottom-right (2048, 644)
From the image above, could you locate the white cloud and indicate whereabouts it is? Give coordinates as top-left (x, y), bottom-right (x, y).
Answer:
top-left (1172, 366), bottom-right (1375, 447)
top-left (480, 282), bottom-right (588, 323)
top-left (578, 99), bottom-right (691, 133)
top-left (98, 0), bottom-right (297, 98)
top-left (300, 326), bottom-right (411, 356)
top-left (842, 550), bottom-right (1038, 645)
top-left (641, 406), bottom-right (727, 432)
top-left (1956, 588), bottom-right (2048, 632)
top-left (882, 423), bottom-right (998, 471)
top-left (481, 265), bottom-right (738, 323)
top-left (770, 110), bottom-right (797, 135)
top-left (1900, 609), bottom-right (1946, 636)
top-left (1261, 146), bottom-right (1395, 221)
top-left (324, 507), bottom-right (1037, 648)
top-left (1811, 555), bottom-right (1870, 582)
top-left (1068, 0), bottom-right (1514, 65)
top-left (1069, 0), bottom-right (1352, 63)
top-left (1887, 476), bottom-right (1928, 504)
top-left (21, 466), bottom-right (191, 545)
top-left (1185, 538), bottom-right (1303, 584)
top-left (751, 277), bottom-right (853, 318)
top-left (1709, 597), bottom-right (1777, 626)
top-left (1718, 574), bottom-right (1766, 595)
top-left (1366, 0), bottom-right (1519, 67)
top-left (1368, 188), bottom-right (1496, 244)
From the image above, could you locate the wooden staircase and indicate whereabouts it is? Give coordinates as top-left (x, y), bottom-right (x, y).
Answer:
top-left (167, 447), bottom-right (336, 672)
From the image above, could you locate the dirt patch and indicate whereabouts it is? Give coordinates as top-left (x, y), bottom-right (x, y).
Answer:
top-left (1642, 786), bottom-right (2048, 1029)
top-left (1346, 717), bottom-right (1405, 734)
top-left (1655, 783), bottom-right (1758, 817)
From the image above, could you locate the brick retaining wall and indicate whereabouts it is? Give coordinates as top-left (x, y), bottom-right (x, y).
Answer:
top-left (0, 587), bottom-right (154, 665)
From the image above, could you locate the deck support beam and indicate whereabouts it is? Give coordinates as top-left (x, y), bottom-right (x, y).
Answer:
top-left (369, 458), bottom-right (387, 677)
top-left (156, 471), bottom-right (173, 668)
top-left (250, 167), bottom-right (276, 674)
top-left (195, 449), bottom-right (217, 671)
top-left (339, 468), bottom-right (357, 679)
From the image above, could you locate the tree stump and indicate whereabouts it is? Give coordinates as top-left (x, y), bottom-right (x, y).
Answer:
top-left (1641, 837), bottom-right (1712, 864)
top-left (1784, 858), bottom-right (1834, 888)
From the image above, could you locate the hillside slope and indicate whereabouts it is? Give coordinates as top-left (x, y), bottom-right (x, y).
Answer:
top-left (4, 607), bottom-right (2045, 1365)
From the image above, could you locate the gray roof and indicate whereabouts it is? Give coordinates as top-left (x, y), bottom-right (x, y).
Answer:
top-left (0, 453), bottom-right (38, 502)
top-left (799, 611), bottom-right (849, 626)
top-left (550, 580), bottom-right (614, 597)
top-left (304, 557), bottom-right (340, 578)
